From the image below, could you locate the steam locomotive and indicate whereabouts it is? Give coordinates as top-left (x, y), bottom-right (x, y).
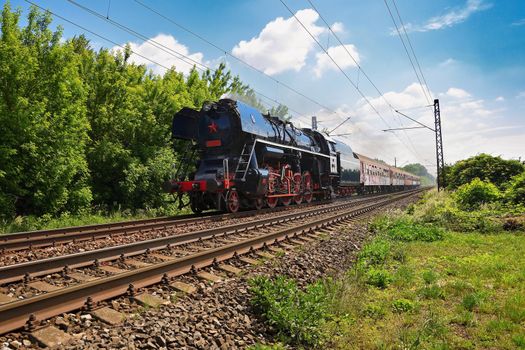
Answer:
top-left (164, 99), bottom-right (420, 213)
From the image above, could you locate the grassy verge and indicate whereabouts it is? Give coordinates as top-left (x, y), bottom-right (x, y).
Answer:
top-left (0, 205), bottom-right (190, 234)
top-left (249, 190), bottom-right (525, 349)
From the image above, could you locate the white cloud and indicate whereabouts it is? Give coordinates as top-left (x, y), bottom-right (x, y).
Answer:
top-left (113, 33), bottom-right (205, 75)
top-left (232, 9), bottom-right (350, 76)
top-left (444, 87), bottom-right (471, 99)
top-left (495, 96), bottom-right (505, 102)
top-left (313, 44), bottom-right (360, 77)
top-left (331, 22), bottom-right (345, 33)
top-left (308, 83), bottom-right (524, 176)
top-left (394, 0), bottom-right (492, 34)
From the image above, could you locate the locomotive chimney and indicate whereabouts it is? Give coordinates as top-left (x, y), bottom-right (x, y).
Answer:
top-left (311, 116), bottom-right (318, 130)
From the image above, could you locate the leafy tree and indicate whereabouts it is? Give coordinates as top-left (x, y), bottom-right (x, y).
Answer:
top-left (402, 163), bottom-right (435, 186)
top-left (446, 154), bottom-right (524, 190)
top-left (269, 104), bottom-right (290, 121)
top-left (0, 4), bottom-right (91, 217)
top-left (0, 3), bottom-right (249, 219)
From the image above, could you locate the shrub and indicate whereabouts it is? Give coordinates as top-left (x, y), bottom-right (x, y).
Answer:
top-left (392, 299), bottom-right (415, 313)
top-left (505, 171), bottom-right (525, 205)
top-left (418, 285), bottom-right (445, 300)
top-left (358, 239), bottom-right (391, 267)
top-left (249, 275), bottom-right (329, 347)
top-left (422, 270), bottom-right (438, 285)
top-left (379, 217), bottom-right (444, 242)
top-left (363, 303), bottom-right (386, 319)
top-left (454, 178), bottom-right (501, 211)
top-left (366, 268), bottom-right (392, 289)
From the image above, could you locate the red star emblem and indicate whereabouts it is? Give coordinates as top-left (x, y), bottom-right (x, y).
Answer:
top-left (208, 121), bottom-right (218, 133)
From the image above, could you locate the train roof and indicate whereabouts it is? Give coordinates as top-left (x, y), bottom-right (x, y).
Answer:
top-left (354, 153), bottom-right (420, 178)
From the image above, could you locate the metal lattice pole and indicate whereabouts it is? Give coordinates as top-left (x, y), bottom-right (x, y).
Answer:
top-left (434, 99), bottom-right (445, 190)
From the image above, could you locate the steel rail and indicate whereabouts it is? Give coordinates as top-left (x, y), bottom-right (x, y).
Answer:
top-left (0, 191), bottom-right (404, 252)
top-left (0, 199), bottom-right (336, 252)
top-left (0, 192), bottom-right (402, 284)
top-left (0, 189), bottom-right (424, 335)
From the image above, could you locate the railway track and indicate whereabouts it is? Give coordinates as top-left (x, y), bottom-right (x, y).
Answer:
top-left (0, 191), bottom-right (399, 253)
top-left (0, 188), bottom-right (424, 336)
top-left (0, 193), bottom-right (395, 285)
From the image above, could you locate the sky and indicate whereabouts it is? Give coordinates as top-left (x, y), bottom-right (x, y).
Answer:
top-left (7, 0), bottom-right (525, 173)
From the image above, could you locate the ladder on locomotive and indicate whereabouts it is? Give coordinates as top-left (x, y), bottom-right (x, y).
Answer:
top-left (174, 146), bottom-right (197, 181)
top-left (234, 143), bottom-right (255, 180)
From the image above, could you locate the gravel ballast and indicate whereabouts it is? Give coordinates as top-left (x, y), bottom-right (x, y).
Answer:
top-left (0, 193), bottom-right (423, 349)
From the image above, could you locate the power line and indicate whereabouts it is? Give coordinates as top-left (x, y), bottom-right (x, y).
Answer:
top-left (282, 0), bottom-right (432, 166)
top-left (383, 0), bottom-right (431, 105)
top-left (26, 1), bottom-right (171, 70)
top-left (61, 0), bottom-right (308, 119)
top-left (305, 0), bottom-right (429, 164)
top-left (391, 0), bottom-right (433, 101)
top-left (133, 0), bottom-right (345, 122)
top-left (279, 0), bottom-right (391, 132)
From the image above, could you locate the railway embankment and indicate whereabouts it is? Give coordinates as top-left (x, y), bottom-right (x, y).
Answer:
top-left (249, 189), bottom-right (525, 349)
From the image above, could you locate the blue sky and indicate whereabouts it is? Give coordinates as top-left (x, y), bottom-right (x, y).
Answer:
top-left (7, 0), bottom-right (525, 172)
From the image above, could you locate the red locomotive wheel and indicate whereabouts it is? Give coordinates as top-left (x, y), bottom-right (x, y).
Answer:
top-left (266, 196), bottom-right (278, 208)
top-left (226, 190), bottom-right (240, 213)
top-left (302, 172), bottom-right (313, 203)
top-left (293, 173), bottom-right (302, 205)
top-left (253, 197), bottom-right (264, 210)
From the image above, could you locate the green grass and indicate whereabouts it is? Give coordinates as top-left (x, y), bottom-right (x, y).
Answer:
top-left (0, 205), bottom-right (191, 234)
top-left (327, 220), bottom-right (525, 349)
top-left (250, 190), bottom-right (525, 349)
top-left (246, 192), bottom-right (525, 349)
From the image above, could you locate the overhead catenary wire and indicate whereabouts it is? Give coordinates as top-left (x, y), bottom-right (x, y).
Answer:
top-left (279, 0), bottom-right (392, 133)
top-left (383, 0), bottom-right (432, 105)
top-left (391, 0), bottom-right (433, 102)
top-left (132, 0), bottom-right (346, 122)
top-left (48, 0), bottom-right (308, 119)
top-left (282, 0), bottom-right (431, 166)
top-left (305, 0), bottom-right (430, 165)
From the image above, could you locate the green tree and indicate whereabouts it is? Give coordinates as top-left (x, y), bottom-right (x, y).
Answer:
top-left (402, 163), bottom-right (435, 186)
top-left (446, 154), bottom-right (524, 190)
top-left (0, 4), bottom-right (91, 218)
top-left (269, 104), bottom-right (290, 121)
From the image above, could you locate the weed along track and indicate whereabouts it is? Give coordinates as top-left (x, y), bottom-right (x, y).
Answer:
top-left (0, 189), bottom-right (425, 341)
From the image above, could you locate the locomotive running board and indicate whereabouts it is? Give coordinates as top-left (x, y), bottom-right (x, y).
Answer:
top-left (254, 139), bottom-right (330, 159)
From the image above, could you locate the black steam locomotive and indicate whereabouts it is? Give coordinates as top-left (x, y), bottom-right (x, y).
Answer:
top-left (164, 99), bottom-right (418, 213)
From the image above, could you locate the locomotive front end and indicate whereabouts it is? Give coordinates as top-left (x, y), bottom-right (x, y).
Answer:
top-left (165, 100), bottom-right (245, 212)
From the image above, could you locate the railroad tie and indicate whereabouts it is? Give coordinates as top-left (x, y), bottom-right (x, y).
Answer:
top-left (134, 293), bottom-right (169, 308)
top-left (256, 251), bottom-right (274, 259)
top-left (171, 281), bottom-right (197, 294)
top-left (0, 293), bottom-right (16, 305)
top-left (218, 264), bottom-right (243, 276)
top-left (30, 326), bottom-right (72, 348)
top-left (91, 307), bottom-right (126, 326)
top-left (239, 257), bottom-right (260, 266)
top-left (197, 271), bottom-right (222, 283)
top-left (27, 281), bottom-right (59, 293)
